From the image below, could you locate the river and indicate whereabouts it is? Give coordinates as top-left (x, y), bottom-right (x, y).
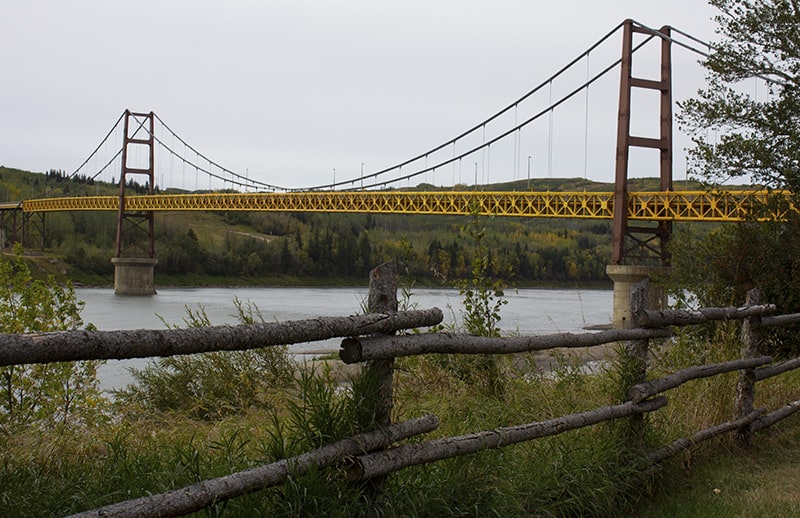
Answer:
top-left (76, 286), bottom-right (612, 392)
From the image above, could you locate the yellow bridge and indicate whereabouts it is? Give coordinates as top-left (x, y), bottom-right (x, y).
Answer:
top-left (20, 190), bottom-right (790, 222)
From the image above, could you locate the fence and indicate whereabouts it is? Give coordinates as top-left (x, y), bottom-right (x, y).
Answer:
top-left (1, 262), bottom-right (799, 517)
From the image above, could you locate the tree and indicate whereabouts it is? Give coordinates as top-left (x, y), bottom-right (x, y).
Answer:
top-left (680, 0), bottom-right (800, 196)
top-left (681, 0), bottom-right (800, 204)
top-left (673, 0), bottom-right (800, 354)
top-left (0, 246), bottom-right (107, 430)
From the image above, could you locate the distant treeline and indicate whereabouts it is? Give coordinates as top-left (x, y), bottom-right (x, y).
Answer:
top-left (1, 166), bottom-right (627, 285)
top-left (55, 209), bottom-right (614, 285)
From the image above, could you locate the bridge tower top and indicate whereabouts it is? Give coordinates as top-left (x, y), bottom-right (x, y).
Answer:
top-left (115, 110), bottom-right (156, 259)
top-left (612, 20), bottom-right (673, 266)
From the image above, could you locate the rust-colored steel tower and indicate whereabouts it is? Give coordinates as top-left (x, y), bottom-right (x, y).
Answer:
top-left (607, 20), bottom-right (674, 328)
top-left (112, 110), bottom-right (158, 295)
top-left (612, 20), bottom-right (673, 266)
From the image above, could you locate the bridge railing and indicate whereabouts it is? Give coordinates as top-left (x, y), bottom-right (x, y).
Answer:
top-left (17, 189), bottom-right (795, 222)
top-left (2, 265), bottom-right (800, 517)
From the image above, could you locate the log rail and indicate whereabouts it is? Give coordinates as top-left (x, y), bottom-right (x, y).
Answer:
top-left (0, 266), bottom-right (797, 517)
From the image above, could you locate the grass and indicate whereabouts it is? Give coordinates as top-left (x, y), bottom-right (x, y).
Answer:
top-left (1, 334), bottom-right (800, 516)
top-left (635, 424), bottom-right (800, 517)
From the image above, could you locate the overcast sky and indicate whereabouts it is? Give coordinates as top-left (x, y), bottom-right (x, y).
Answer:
top-left (2, 1), bottom-right (721, 190)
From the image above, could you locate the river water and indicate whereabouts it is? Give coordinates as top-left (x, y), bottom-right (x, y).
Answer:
top-left (76, 286), bottom-right (612, 392)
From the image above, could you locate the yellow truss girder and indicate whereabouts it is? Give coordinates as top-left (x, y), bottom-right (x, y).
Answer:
top-left (20, 190), bottom-right (790, 222)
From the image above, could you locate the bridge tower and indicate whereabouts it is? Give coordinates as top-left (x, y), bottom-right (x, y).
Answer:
top-left (606, 20), bottom-right (673, 327)
top-left (111, 110), bottom-right (158, 295)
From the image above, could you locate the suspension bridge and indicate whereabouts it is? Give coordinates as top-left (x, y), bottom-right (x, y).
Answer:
top-left (1, 20), bottom-right (791, 323)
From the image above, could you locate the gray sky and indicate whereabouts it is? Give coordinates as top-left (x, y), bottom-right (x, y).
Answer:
top-left (2, 1), bottom-right (720, 190)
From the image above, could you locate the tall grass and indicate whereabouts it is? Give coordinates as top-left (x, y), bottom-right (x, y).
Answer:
top-left (1, 302), bottom-right (799, 515)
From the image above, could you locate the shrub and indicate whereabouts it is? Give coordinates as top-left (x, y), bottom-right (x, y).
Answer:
top-left (114, 297), bottom-right (295, 419)
top-left (0, 246), bottom-right (107, 431)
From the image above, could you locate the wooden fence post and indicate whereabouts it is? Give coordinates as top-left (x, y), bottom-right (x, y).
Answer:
top-left (359, 261), bottom-right (398, 494)
top-left (624, 279), bottom-right (650, 445)
top-left (735, 288), bottom-right (761, 445)
top-left (366, 261), bottom-right (398, 428)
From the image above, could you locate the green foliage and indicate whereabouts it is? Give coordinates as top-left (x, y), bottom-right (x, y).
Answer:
top-left (679, 0), bottom-right (800, 195)
top-left (0, 246), bottom-right (107, 431)
top-left (431, 208), bottom-right (509, 398)
top-left (673, 0), bottom-right (800, 356)
top-left (459, 210), bottom-right (508, 338)
top-left (668, 220), bottom-right (800, 356)
top-left (114, 298), bottom-right (295, 419)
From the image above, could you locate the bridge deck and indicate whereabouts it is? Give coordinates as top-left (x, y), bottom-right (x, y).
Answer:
top-left (18, 190), bottom-right (790, 222)
top-left (0, 202), bottom-right (23, 211)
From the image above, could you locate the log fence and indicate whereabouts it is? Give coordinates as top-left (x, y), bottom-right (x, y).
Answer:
top-left (1, 263), bottom-right (798, 517)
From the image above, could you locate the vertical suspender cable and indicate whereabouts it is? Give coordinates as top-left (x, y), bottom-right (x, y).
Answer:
top-left (584, 53), bottom-right (590, 179)
top-left (452, 142), bottom-right (456, 186)
top-left (548, 80), bottom-right (554, 178)
top-left (486, 144), bottom-right (491, 186)
top-left (182, 142), bottom-right (187, 191)
top-left (481, 125), bottom-right (486, 187)
top-left (513, 104), bottom-right (519, 181)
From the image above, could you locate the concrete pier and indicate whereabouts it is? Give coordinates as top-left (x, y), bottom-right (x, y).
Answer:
top-left (605, 265), bottom-right (669, 328)
top-left (111, 257), bottom-right (158, 295)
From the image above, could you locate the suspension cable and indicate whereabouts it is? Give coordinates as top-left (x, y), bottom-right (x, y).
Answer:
top-left (33, 111), bottom-right (125, 199)
top-left (347, 33), bottom-right (657, 191)
top-left (301, 20), bottom-right (628, 191)
top-left (45, 21), bottom-right (727, 198)
top-left (152, 133), bottom-right (276, 192)
top-left (632, 21), bottom-right (711, 58)
top-left (153, 113), bottom-right (287, 191)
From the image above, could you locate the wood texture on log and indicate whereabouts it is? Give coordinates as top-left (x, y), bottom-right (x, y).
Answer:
top-left (347, 397), bottom-right (667, 481)
top-left (634, 303), bottom-right (776, 328)
top-left (0, 308), bottom-right (443, 366)
top-left (625, 280), bottom-right (649, 445)
top-left (761, 312), bottom-right (800, 328)
top-left (750, 400), bottom-right (800, 432)
top-left (647, 409), bottom-right (766, 463)
top-left (754, 356), bottom-right (800, 381)
top-left (735, 288), bottom-right (761, 444)
top-left (365, 261), bottom-right (398, 428)
top-left (339, 327), bottom-right (672, 363)
top-left (626, 356), bottom-right (773, 403)
top-left (67, 414), bottom-right (439, 518)
top-left (368, 261), bottom-right (398, 313)
top-left (626, 280), bottom-right (649, 383)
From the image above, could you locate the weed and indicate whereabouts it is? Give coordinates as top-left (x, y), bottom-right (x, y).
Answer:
top-left (114, 299), bottom-right (295, 420)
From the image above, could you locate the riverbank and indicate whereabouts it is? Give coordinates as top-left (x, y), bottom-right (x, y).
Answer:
top-left (78, 285), bottom-right (614, 391)
top-left (14, 249), bottom-right (614, 291)
top-left (73, 271), bottom-right (613, 291)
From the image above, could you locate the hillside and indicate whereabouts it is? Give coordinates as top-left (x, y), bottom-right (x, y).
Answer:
top-left (0, 165), bottom-right (712, 288)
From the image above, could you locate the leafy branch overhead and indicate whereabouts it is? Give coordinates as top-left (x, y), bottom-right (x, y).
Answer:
top-left (679, 0), bottom-right (800, 196)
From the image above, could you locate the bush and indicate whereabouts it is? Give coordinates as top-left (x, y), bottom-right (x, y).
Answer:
top-left (114, 298), bottom-right (295, 419)
top-left (0, 246), bottom-right (107, 431)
